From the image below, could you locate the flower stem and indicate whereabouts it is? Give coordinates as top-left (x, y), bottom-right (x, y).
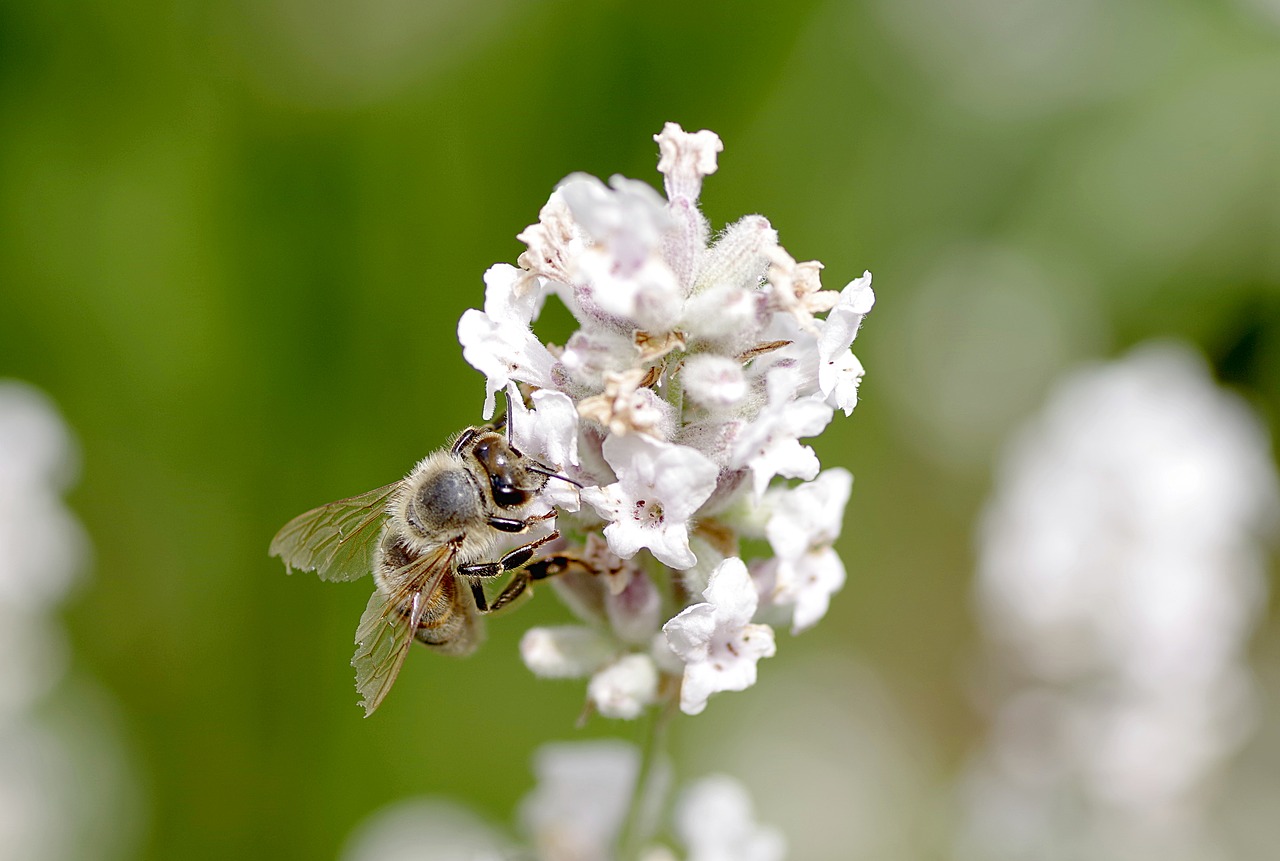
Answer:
top-left (617, 685), bottom-right (679, 860)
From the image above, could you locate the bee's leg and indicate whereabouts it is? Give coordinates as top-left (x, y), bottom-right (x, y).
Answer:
top-left (457, 530), bottom-right (560, 580)
top-left (458, 530), bottom-right (561, 612)
top-left (475, 552), bottom-right (590, 613)
top-left (488, 509), bottom-right (557, 534)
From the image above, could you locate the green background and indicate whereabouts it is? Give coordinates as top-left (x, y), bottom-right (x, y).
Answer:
top-left (2, 0), bottom-right (1279, 858)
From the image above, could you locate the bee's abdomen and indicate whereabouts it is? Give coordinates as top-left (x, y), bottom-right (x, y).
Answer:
top-left (414, 576), bottom-right (480, 656)
top-left (372, 536), bottom-right (413, 593)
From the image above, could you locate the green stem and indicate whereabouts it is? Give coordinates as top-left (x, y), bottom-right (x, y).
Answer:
top-left (660, 353), bottom-right (686, 418)
top-left (617, 688), bottom-right (679, 860)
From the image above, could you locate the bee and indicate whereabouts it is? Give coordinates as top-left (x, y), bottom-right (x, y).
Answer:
top-left (269, 417), bottom-right (577, 715)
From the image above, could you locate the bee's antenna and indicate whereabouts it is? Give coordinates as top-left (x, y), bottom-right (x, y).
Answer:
top-left (501, 387), bottom-right (576, 485)
top-left (529, 464), bottom-right (583, 488)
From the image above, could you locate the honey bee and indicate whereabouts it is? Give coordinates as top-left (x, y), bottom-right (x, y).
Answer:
top-left (269, 417), bottom-right (576, 715)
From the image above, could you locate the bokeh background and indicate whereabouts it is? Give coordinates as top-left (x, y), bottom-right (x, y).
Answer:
top-left (3, 0), bottom-right (1280, 858)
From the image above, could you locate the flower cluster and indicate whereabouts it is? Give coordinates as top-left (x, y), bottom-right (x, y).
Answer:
top-left (458, 123), bottom-right (873, 717)
top-left (343, 741), bottom-right (784, 861)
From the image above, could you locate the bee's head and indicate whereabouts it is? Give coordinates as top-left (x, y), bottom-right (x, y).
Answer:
top-left (457, 398), bottom-right (582, 511)
top-left (468, 431), bottom-right (543, 510)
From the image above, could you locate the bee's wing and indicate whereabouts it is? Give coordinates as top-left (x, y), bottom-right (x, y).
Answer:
top-left (269, 483), bottom-right (399, 582)
top-left (351, 542), bottom-right (456, 716)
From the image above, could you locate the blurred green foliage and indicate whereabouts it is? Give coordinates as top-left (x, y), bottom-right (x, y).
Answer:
top-left (2, 0), bottom-right (1279, 858)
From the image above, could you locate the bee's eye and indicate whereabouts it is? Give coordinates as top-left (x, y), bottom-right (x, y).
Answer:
top-left (473, 437), bottom-right (512, 473)
top-left (494, 483), bottom-right (524, 511)
top-left (491, 480), bottom-right (526, 508)
top-left (472, 438), bottom-right (496, 465)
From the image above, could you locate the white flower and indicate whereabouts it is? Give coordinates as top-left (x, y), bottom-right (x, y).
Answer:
top-left (816, 272), bottom-right (874, 416)
top-left (516, 188), bottom-right (586, 287)
top-left (763, 245), bottom-right (837, 332)
top-left (581, 434), bottom-right (719, 570)
top-left (757, 463), bottom-right (849, 631)
top-left (754, 549), bottom-right (846, 635)
top-left (654, 123), bottom-right (722, 204)
top-left (663, 558), bottom-right (777, 715)
top-left (675, 775), bottom-right (786, 861)
top-left (510, 385), bottom-right (580, 467)
top-left (753, 468), bottom-right (854, 634)
top-left (557, 328), bottom-right (638, 392)
top-left (587, 653), bottom-right (659, 720)
top-left (577, 368), bottom-right (675, 440)
top-left (505, 384), bottom-right (582, 513)
top-left (574, 248), bottom-right (684, 334)
top-left (763, 468), bottom-right (852, 560)
top-left (554, 173), bottom-right (685, 334)
top-left (731, 370), bottom-right (834, 499)
top-left (458, 265), bottom-right (558, 420)
top-left (818, 349), bottom-right (865, 417)
top-left (559, 173), bottom-right (672, 263)
top-left (681, 355), bottom-right (747, 411)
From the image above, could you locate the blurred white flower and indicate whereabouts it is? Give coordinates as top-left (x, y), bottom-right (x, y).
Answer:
top-left (519, 742), bottom-right (781, 861)
top-left (344, 741), bottom-right (782, 861)
top-left (341, 799), bottom-right (510, 861)
top-left (675, 775), bottom-right (786, 861)
top-left (0, 381), bottom-right (137, 861)
top-left (958, 342), bottom-right (1278, 861)
top-left (522, 561), bottom-right (667, 722)
top-left (681, 355), bottom-right (748, 411)
top-left (682, 654), bottom-right (936, 861)
top-left (587, 653), bottom-right (660, 720)
top-left (0, 386), bottom-right (86, 614)
top-left (519, 740), bottom-right (639, 861)
top-left (664, 558), bottom-right (777, 715)
top-left (603, 568), bottom-right (663, 646)
top-left (560, 174), bottom-right (673, 264)
top-left (520, 626), bottom-right (616, 680)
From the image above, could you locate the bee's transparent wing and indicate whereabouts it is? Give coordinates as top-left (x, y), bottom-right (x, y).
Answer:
top-left (351, 543), bottom-right (455, 716)
top-left (269, 483), bottom-right (399, 582)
